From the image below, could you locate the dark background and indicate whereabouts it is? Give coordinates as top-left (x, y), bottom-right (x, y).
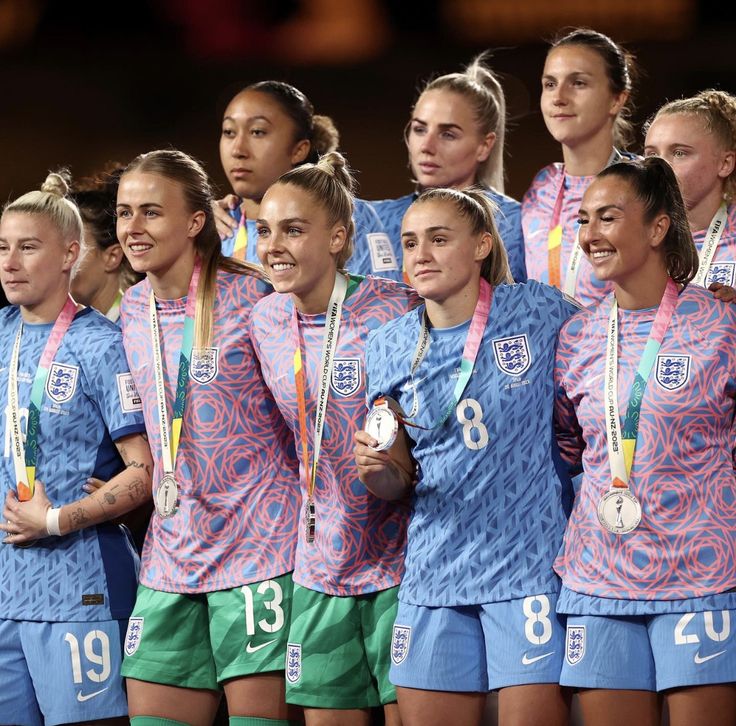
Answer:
top-left (1, 0), bottom-right (735, 205)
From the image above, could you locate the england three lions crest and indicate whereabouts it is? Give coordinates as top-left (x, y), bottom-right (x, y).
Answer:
top-left (124, 616), bottom-right (144, 657)
top-left (46, 363), bottom-right (79, 403)
top-left (331, 358), bottom-right (361, 397)
top-left (656, 354), bottom-right (691, 391)
top-left (492, 335), bottom-right (531, 377)
top-left (565, 624), bottom-right (585, 666)
top-left (706, 262), bottom-right (736, 288)
top-left (189, 347), bottom-right (219, 384)
top-left (391, 624), bottom-right (412, 665)
top-left (286, 643), bottom-right (302, 683)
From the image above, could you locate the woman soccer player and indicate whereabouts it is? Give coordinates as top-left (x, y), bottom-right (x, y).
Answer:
top-left (644, 89), bottom-right (736, 298)
top-left (216, 80), bottom-right (401, 280)
top-left (355, 187), bottom-right (579, 726)
top-left (522, 28), bottom-right (637, 306)
top-left (116, 149), bottom-right (302, 726)
top-left (250, 151), bottom-right (417, 725)
top-left (554, 157), bottom-right (736, 725)
top-left (372, 53), bottom-right (527, 283)
top-left (0, 171), bottom-right (152, 725)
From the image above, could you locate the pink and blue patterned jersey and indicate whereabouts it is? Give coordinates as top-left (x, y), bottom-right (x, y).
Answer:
top-left (367, 282), bottom-right (578, 607)
top-left (693, 202), bottom-right (736, 288)
top-left (371, 188), bottom-right (527, 283)
top-left (249, 276), bottom-right (418, 596)
top-left (121, 270), bottom-right (300, 593)
top-left (554, 284), bottom-right (736, 611)
top-left (522, 163), bottom-right (610, 307)
top-left (0, 307), bottom-right (145, 622)
top-left (221, 199), bottom-right (402, 281)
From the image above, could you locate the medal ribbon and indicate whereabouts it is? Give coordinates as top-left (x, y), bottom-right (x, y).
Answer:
top-left (8, 296), bottom-right (78, 501)
top-left (604, 278), bottom-right (679, 489)
top-left (232, 209), bottom-right (249, 261)
top-left (548, 149), bottom-right (623, 295)
top-left (396, 278), bottom-right (492, 429)
top-left (105, 289), bottom-right (124, 323)
top-left (291, 272), bottom-right (348, 500)
top-left (692, 201), bottom-right (728, 288)
top-left (149, 258), bottom-right (201, 479)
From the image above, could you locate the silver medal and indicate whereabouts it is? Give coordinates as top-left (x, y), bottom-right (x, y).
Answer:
top-left (304, 499), bottom-right (316, 543)
top-left (597, 488), bottom-right (641, 535)
top-left (365, 405), bottom-right (398, 451)
top-left (155, 473), bottom-right (179, 518)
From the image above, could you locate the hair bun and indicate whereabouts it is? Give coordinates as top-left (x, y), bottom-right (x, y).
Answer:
top-left (40, 171), bottom-right (71, 197)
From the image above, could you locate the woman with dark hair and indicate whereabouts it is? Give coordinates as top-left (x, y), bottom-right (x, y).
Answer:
top-left (72, 165), bottom-right (141, 323)
top-left (215, 80), bottom-right (401, 280)
top-left (355, 187), bottom-right (579, 726)
top-left (116, 149), bottom-right (302, 726)
top-left (554, 157), bottom-right (736, 725)
top-left (523, 28), bottom-right (638, 306)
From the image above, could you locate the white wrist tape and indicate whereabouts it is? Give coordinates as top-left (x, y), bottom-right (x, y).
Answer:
top-left (45, 507), bottom-right (62, 536)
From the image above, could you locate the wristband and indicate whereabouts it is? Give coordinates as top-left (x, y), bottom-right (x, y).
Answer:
top-left (45, 507), bottom-right (62, 536)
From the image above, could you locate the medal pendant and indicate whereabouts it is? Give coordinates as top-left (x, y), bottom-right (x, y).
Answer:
top-left (597, 488), bottom-right (641, 535)
top-left (155, 473), bottom-right (179, 518)
top-left (304, 499), bottom-right (316, 543)
top-left (365, 405), bottom-right (398, 452)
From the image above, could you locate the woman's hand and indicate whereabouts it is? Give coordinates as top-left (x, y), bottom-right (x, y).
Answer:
top-left (709, 281), bottom-right (736, 303)
top-left (1, 480), bottom-right (52, 544)
top-left (354, 429), bottom-right (414, 501)
top-left (212, 194), bottom-right (240, 240)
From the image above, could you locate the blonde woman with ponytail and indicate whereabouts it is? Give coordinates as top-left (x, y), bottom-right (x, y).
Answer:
top-left (355, 188), bottom-right (579, 726)
top-left (372, 52), bottom-right (527, 283)
top-left (250, 151), bottom-right (418, 725)
top-left (0, 171), bottom-right (152, 725)
top-left (644, 89), bottom-right (736, 297)
top-left (116, 149), bottom-right (302, 726)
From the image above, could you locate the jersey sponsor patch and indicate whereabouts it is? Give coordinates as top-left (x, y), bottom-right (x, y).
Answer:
top-left (46, 363), bottom-right (79, 403)
top-left (124, 616), bottom-right (144, 656)
top-left (116, 373), bottom-right (143, 413)
top-left (331, 358), bottom-right (361, 397)
top-left (655, 354), bottom-right (691, 391)
top-left (492, 334), bottom-right (532, 377)
top-left (391, 624), bottom-right (412, 665)
top-left (286, 642), bottom-right (302, 683)
top-left (366, 232), bottom-right (399, 272)
top-left (565, 624), bottom-right (586, 666)
top-left (707, 261), bottom-right (736, 287)
top-left (190, 347), bottom-right (220, 384)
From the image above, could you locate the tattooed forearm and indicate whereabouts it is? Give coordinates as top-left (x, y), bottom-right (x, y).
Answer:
top-left (70, 508), bottom-right (91, 528)
top-left (127, 478), bottom-right (146, 502)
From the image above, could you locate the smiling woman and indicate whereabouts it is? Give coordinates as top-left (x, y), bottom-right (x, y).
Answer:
top-left (115, 149), bottom-right (303, 726)
top-left (554, 157), bottom-right (736, 726)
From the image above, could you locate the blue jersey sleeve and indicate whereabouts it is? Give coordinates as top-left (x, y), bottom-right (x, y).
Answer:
top-left (349, 199), bottom-right (403, 281)
top-left (79, 321), bottom-right (145, 441)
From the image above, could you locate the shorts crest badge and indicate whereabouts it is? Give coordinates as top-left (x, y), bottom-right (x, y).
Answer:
top-left (707, 261), bottom-right (736, 287)
top-left (46, 363), bottom-right (79, 403)
top-left (331, 358), bottom-right (361, 397)
top-left (190, 347), bottom-right (219, 384)
top-left (655, 354), bottom-right (691, 391)
top-left (492, 335), bottom-right (532, 377)
top-left (286, 642), bottom-right (302, 683)
top-left (565, 624), bottom-right (586, 666)
top-left (124, 616), bottom-right (144, 657)
top-left (391, 624), bottom-right (412, 666)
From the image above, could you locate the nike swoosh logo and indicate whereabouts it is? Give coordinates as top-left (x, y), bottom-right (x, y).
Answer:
top-left (694, 650), bottom-right (726, 664)
top-left (522, 651), bottom-right (554, 665)
top-left (77, 687), bottom-right (109, 702)
top-left (246, 639), bottom-right (277, 653)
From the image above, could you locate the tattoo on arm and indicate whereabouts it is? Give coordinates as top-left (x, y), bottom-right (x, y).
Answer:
top-left (70, 508), bottom-right (91, 529)
top-left (127, 478), bottom-right (146, 502)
